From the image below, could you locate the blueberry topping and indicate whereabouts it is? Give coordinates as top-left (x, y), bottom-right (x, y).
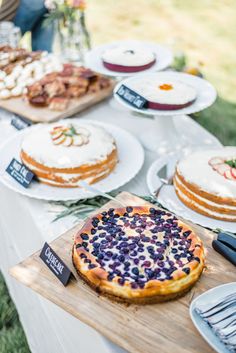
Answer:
top-left (126, 206), bottom-right (133, 213)
top-left (81, 233), bottom-right (89, 240)
top-left (182, 267), bottom-right (190, 275)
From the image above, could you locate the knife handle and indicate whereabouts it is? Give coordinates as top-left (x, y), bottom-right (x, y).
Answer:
top-left (212, 240), bottom-right (236, 266)
top-left (217, 232), bottom-right (236, 251)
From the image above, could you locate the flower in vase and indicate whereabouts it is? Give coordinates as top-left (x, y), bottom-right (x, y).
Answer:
top-left (66, 0), bottom-right (86, 10)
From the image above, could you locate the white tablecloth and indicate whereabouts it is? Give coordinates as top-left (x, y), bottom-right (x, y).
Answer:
top-left (0, 100), bottom-right (221, 353)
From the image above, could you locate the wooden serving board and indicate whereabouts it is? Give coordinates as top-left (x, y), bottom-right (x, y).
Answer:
top-left (10, 192), bottom-right (236, 353)
top-left (0, 83), bottom-right (114, 123)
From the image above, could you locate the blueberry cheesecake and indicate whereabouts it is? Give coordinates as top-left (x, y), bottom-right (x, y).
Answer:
top-left (73, 206), bottom-right (205, 304)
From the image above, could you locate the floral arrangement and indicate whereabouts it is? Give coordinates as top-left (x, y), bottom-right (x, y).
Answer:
top-left (44, 0), bottom-right (91, 52)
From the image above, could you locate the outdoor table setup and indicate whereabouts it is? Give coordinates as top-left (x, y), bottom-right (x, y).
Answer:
top-left (0, 39), bottom-right (235, 353)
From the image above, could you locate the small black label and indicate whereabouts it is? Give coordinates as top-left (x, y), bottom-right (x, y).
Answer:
top-left (11, 115), bottom-right (31, 130)
top-left (6, 158), bottom-right (34, 188)
top-left (40, 242), bottom-right (72, 286)
top-left (116, 84), bottom-right (147, 109)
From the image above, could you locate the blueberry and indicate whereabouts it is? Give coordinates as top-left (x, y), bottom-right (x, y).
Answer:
top-left (79, 253), bottom-right (86, 259)
top-left (171, 248), bottom-right (178, 254)
top-left (183, 230), bottom-right (192, 237)
top-left (126, 206), bottom-right (133, 213)
top-left (106, 251), bottom-right (113, 257)
top-left (133, 258), bottom-right (139, 265)
top-left (84, 259), bottom-right (91, 264)
top-left (139, 255), bottom-right (145, 260)
top-left (101, 212), bottom-right (107, 216)
top-left (156, 254), bottom-right (164, 260)
top-left (130, 250), bottom-right (138, 257)
top-left (149, 207), bottom-right (156, 214)
top-left (194, 256), bottom-right (200, 263)
top-left (123, 271), bottom-right (130, 277)
top-left (132, 267), bottom-right (139, 276)
top-left (182, 267), bottom-right (190, 275)
top-left (93, 242), bottom-right (100, 249)
top-left (143, 260), bottom-right (151, 267)
top-left (82, 242), bottom-right (88, 248)
top-left (76, 243), bottom-right (82, 249)
top-left (131, 282), bottom-right (138, 289)
top-left (118, 254), bottom-right (125, 262)
top-left (147, 246), bottom-right (154, 253)
top-left (107, 273), bottom-right (114, 281)
top-left (98, 253), bottom-right (104, 260)
top-left (102, 216), bottom-right (108, 222)
top-left (88, 264), bottom-right (96, 269)
top-left (138, 248), bottom-right (144, 253)
top-left (174, 254), bottom-right (181, 260)
top-left (91, 228), bottom-right (96, 235)
top-left (108, 208), bottom-right (114, 215)
top-left (145, 269), bottom-right (155, 279)
top-left (118, 278), bottom-right (125, 286)
top-left (81, 233), bottom-right (89, 240)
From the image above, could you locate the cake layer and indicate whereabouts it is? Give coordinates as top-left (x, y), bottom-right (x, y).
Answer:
top-left (174, 175), bottom-right (236, 222)
top-left (102, 46), bottom-right (156, 68)
top-left (21, 148), bottom-right (117, 187)
top-left (103, 60), bottom-right (156, 73)
top-left (176, 148), bottom-right (236, 204)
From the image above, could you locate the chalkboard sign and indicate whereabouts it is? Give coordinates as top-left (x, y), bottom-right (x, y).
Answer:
top-left (6, 158), bottom-right (34, 188)
top-left (40, 242), bottom-right (73, 286)
top-left (11, 114), bottom-right (32, 130)
top-left (116, 84), bottom-right (147, 109)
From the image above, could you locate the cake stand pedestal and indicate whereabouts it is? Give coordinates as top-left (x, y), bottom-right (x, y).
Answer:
top-left (138, 114), bottom-right (186, 155)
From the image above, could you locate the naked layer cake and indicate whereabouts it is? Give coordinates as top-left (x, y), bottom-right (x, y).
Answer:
top-left (127, 78), bottom-right (197, 110)
top-left (174, 147), bottom-right (236, 221)
top-left (73, 206), bottom-right (205, 304)
top-left (20, 123), bottom-right (118, 187)
top-left (102, 46), bottom-right (156, 73)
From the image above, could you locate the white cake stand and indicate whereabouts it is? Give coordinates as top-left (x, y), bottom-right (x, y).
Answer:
top-left (114, 71), bottom-right (217, 154)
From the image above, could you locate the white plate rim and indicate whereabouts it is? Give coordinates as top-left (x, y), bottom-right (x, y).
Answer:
top-left (189, 282), bottom-right (236, 353)
top-left (0, 119), bottom-right (144, 201)
top-left (114, 71), bottom-right (217, 116)
top-left (85, 40), bottom-right (173, 77)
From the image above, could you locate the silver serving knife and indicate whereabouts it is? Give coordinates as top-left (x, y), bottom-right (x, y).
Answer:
top-left (154, 158), bottom-right (176, 197)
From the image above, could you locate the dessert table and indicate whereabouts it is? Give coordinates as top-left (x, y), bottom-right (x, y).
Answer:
top-left (0, 99), bottom-right (222, 353)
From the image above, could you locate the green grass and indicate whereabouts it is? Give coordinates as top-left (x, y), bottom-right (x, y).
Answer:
top-left (195, 97), bottom-right (236, 146)
top-left (0, 273), bottom-right (30, 353)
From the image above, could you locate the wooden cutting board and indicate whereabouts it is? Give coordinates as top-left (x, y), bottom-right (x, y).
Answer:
top-left (9, 192), bottom-right (236, 353)
top-left (0, 83), bottom-right (114, 123)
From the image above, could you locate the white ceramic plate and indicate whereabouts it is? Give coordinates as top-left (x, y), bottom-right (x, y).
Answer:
top-left (146, 151), bottom-right (236, 233)
top-left (85, 40), bottom-right (173, 77)
top-left (0, 119), bottom-right (144, 201)
top-left (190, 282), bottom-right (236, 353)
top-left (114, 71), bottom-right (217, 116)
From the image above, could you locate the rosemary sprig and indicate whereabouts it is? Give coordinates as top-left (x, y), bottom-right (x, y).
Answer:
top-left (51, 193), bottom-right (162, 223)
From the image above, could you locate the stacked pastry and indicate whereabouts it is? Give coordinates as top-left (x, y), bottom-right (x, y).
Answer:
top-left (174, 147), bottom-right (236, 221)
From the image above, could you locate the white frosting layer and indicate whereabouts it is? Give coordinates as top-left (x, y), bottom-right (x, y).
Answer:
top-left (127, 79), bottom-right (197, 104)
top-left (102, 46), bottom-right (155, 67)
top-left (177, 147), bottom-right (236, 200)
top-left (21, 123), bottom-right (116, 169)
top-left (176, 187), bottom-right (236, 220)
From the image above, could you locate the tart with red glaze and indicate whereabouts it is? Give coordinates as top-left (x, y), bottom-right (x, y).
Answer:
top-left (73, 206), bottom-right (205, 304)
top-left (127, 79), bottom-right (197, 110)
top-left (102, 47), bottom-right (156, 73)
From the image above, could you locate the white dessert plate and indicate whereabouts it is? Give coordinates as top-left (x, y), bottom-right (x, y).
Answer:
top-left (146, 152), bottom-right (236, 233)
top-left (85, 40), bottom-right (173, 77)
top-left (114, 71), bottom-right (217, 116)
top-left (190, 282), bottom-right (236, 353)
top-left (0, 119), bottom-right (144, 201)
